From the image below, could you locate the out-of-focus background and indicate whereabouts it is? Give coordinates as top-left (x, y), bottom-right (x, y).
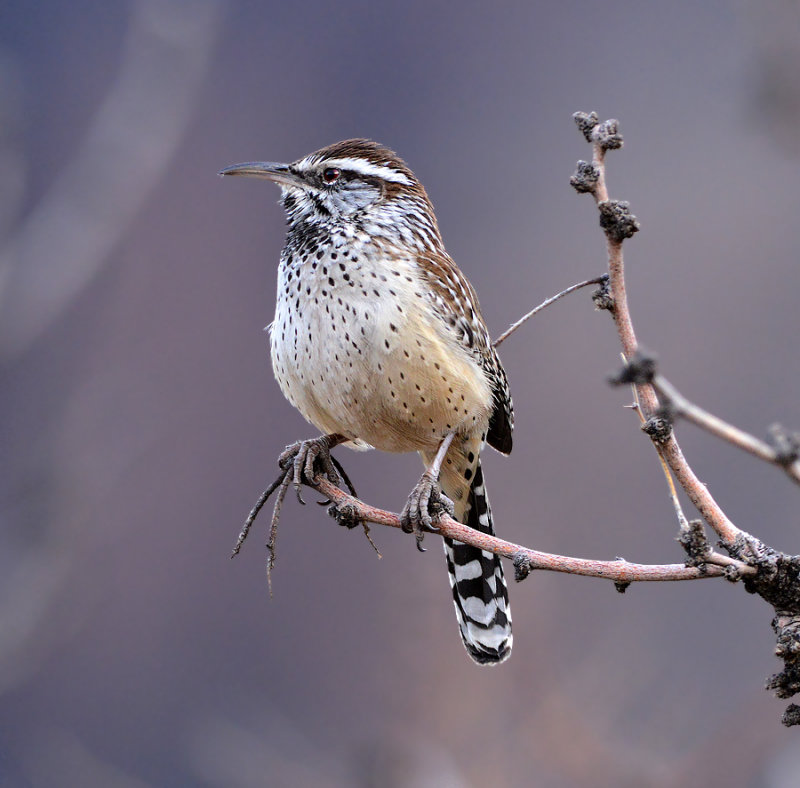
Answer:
top-left (2, 1), bottom-right (799, 785)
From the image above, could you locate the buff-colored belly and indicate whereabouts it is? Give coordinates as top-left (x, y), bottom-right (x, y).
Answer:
top-left (271, 284), bottom-right (491, 453)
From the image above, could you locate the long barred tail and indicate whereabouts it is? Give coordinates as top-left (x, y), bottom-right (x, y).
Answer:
top-left (443, 461), bottom-right (512, 664)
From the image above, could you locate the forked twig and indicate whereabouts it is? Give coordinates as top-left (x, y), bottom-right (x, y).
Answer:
top-left (652, 374), bottom-right (800, 487)
top-left (231, 473), bottom-right (286, 558)
top-left (233, 438), bottom-right (380, 594)
top-left (572, 111), bottom-right (800, 725)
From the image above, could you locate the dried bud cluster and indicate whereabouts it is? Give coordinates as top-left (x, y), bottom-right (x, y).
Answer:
top-left (570, 160), bottom-right (601, 194)
top-left (642, 415), bottom-right (673, 444)
top-left (609, 352), bottom-right (657, 386)
top-left (678, 520), bottom-right (712, 568)
top-left (572, 110), bottom-right (599, 142)
top-left (769, 423), bottom-right (800, 467)
top-left (591, 276), bottom-right (614, 312)
top-left (594, 119), bottom-right (623, 150)
top-left (598, 200), bottom-right (640, 242)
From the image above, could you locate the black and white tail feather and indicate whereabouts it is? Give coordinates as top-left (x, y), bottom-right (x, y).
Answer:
top-left (443, 461), bottom-right (512, 664)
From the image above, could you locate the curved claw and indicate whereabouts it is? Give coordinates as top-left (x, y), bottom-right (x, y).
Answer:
top-left (277, 436), bottom-right (344, 505)
top-left (292, 455), bottom-right (307, 505)
top-left (401, 471), bottom-right (454, 550)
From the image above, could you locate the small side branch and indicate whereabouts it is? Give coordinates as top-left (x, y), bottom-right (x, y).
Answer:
top-left (494, 275), bottom-right (609, 348)
top-left (653, 374), bottom-right (800, 487)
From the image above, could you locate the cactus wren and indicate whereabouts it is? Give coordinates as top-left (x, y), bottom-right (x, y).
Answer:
top-left (221, 139), bottom-right (514, 664)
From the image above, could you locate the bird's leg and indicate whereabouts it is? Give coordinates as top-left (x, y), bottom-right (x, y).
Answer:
top-left (401, 432), bottom-right (457, 551)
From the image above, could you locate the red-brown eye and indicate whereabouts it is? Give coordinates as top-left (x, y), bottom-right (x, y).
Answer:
top-left (322, 167), bottom-right (341, 183)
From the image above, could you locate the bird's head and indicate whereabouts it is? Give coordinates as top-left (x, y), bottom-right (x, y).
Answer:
top-left (220, 139), bottom-right (441, 247)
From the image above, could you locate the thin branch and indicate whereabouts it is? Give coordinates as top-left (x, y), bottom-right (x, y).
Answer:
top-left (571, 112), bottom-right (745, 548)
top-left (493, 275), bottom-right (608, 348)
top-left (312, 476), bottom-right (754, 583)
top-left (653, 374), bottom-right (800, 487)
top-left (573, 117), bottom-right (800, 723)
top-left (629, 373), bottom-right (692, 535)
top-left (627, 377), bottom-right (741, 576)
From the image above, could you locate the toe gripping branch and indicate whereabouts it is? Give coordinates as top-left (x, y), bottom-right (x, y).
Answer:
top-left (231, 434), bottom-right (378, 592)
top-left (400, 470), bottom-right (455, 552)
top-left (400, 432), bottom-right (456, 552)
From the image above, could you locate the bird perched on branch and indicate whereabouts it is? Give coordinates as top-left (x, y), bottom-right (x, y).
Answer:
top-left (221, 139), bottom-right (514, 664)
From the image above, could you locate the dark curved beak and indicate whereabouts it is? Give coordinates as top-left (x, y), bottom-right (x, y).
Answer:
top-left (218, 161), bottom-right (304, 189)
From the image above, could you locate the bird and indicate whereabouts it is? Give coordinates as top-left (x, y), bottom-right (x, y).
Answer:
top-left (220, 139), bottom-right (514, 664)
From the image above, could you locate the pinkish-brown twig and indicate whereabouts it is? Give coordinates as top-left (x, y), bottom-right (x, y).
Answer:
top-left (570, 113), bottom-right (800, 726)
top-left (494, 275), bottom-right (608, 348)
top-left (652, 374), bottom-right (800, 487)
top-left (572, 112), bottom-right (744, 548)
top-left (314, 476), bottom-right (754, 583)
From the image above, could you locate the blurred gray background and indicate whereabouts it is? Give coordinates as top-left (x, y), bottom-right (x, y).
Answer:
top-left (1, 1), bottom-right (799, 786)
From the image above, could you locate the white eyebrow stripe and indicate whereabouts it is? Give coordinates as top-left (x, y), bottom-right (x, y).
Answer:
top-left (322, 157), bottom-right (413, 185)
